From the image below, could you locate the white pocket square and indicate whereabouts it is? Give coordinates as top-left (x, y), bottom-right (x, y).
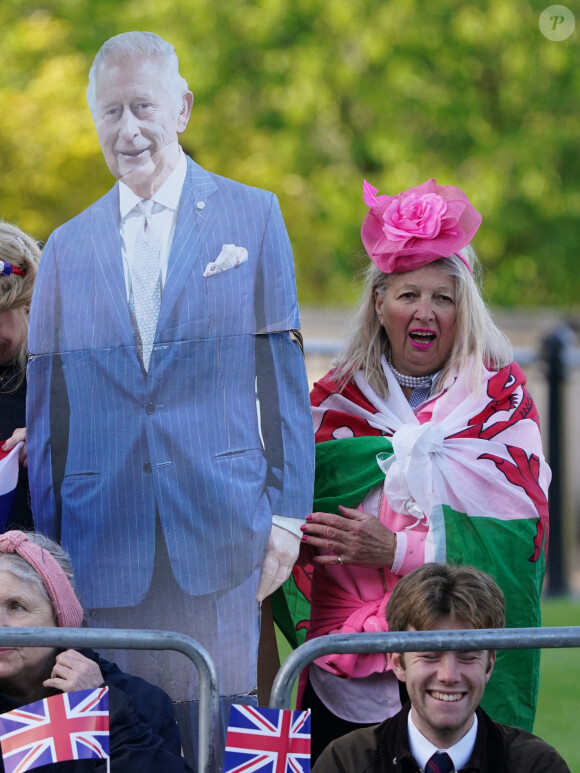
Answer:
top-left (203, 244), bottom-right (248, 277)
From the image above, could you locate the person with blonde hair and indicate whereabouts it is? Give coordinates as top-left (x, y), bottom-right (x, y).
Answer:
top-left (0, 223), bottom-right (41, 531)
top-left (297, 179), bottom-right (550, 761)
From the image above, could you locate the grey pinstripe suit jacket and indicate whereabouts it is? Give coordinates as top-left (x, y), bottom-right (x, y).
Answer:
top-left (27, 155), bottom-right (314, 608)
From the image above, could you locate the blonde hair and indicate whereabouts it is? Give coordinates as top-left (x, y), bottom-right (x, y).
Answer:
top-left (0, 222), bottom-right (41, 390)
top-left (334, 247), bottom-right (512, 397)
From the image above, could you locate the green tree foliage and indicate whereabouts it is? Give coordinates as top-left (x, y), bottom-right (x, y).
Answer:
top-left (0, 0), bottom-right (578, 306)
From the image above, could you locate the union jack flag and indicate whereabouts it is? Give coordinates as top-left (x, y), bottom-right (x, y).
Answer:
top-left (224, 705), bottom-right (310, 773)
top-left (0, 443), bottom-right (22, 532)
top-left (0, 687), bottom-right (109, 773)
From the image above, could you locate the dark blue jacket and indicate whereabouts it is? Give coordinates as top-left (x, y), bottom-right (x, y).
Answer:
top-left (0, 650), bottom-right (193, 772)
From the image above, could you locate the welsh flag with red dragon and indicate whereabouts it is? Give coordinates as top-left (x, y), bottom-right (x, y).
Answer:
top-left (272, 360), bottom-right (549, 732)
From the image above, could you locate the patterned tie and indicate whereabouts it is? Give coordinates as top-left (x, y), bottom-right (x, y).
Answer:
top-left (409, 377), bottom-right (432, 408)
top-left (129, 199), bottom-right (161, 371)
top-left (425, 751), bottom-right (454, 773)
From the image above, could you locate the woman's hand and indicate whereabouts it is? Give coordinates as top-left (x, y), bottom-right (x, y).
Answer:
top-left (300, 505), bottom-right (397, 569)
top-left (2, 427), bottom-right (27, 467)
top-left (43, 650), bottom-right (104, 693)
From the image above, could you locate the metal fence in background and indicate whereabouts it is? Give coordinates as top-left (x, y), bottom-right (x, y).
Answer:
top-left (269, 626), bottom-right (580, 709)
top-left (3, 624), bottom-right (580, 770)
top-left (540, 327), bottom-right (580, 594)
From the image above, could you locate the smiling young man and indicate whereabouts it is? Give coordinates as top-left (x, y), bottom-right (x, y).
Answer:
top-left (312, 564), bottom-right (570, 773)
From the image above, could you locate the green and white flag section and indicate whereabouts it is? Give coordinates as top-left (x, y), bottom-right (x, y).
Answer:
top-left (273, 359), bottom-right (549, 732)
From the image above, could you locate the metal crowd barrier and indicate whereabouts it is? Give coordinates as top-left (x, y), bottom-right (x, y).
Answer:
top-left (269, 626), bottom-right (580, 709)
top-left (5, 625), bottom-right (580, 767)
top-left (0, 627), bottom-right (219, 773)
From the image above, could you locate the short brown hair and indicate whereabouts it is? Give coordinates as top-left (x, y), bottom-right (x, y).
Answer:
top-left (386, 563), bottom-right (505, 633)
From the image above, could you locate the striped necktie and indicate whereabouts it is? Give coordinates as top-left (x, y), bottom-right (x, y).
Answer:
top-left (425, 751), bottom-right (454, 773)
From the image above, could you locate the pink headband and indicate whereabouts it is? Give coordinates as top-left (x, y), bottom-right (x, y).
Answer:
top-left (0, 531), bottom-right (83, 628)
top-left (361, 178), bottom-right (482, 274)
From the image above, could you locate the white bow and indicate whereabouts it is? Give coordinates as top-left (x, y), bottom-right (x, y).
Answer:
top-left (377, 422), bottom-right (445, 526)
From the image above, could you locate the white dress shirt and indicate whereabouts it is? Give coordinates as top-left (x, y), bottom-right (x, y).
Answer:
top-left (119, 150), bottom-right (188, 299)
top-left (408, 709), bottom-right (478, 771)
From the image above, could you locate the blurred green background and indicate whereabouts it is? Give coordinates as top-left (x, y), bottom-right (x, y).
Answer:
top-left (535, 598), bottom-right (580, 772)
top-left (0, 0), bottom-right (579, 307)
top-left (1, 0), bottom-right (579, 766)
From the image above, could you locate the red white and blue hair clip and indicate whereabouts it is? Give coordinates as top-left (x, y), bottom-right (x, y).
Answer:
top-left (0, 261), bottom-right (26, 277)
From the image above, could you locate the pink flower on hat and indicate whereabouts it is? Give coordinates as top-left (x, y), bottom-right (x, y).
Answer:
top-left (361, 178), bottom-right (482, 274)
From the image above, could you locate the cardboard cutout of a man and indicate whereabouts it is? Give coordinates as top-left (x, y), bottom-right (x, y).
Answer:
top-left (27, 31), bottom-right (314, 760)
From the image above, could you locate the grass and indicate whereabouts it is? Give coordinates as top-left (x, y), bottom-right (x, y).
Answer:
top-left (275, 596), bottom-right (580, 772)
top-left (535, 597), bottom-right (580, 773)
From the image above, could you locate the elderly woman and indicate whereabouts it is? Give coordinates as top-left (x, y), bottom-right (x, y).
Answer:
top-left (299, 180), bottom-right (550, 762)
top-left (0, 530), bottom-right (192, 771)
top-left (0, 224), bottom-right (41, 531)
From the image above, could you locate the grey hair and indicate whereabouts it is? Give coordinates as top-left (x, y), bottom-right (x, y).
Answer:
top-left (86, 31), bottom-right (190, 118)
top-left (0, 222), bottom-right (41, 391)
top-left (334, 246), bottom-right (512, 398)
top-left (0, 533), bottom-right (77, 626)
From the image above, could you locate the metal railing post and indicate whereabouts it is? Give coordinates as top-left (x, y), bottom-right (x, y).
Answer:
top-left (269, 627), bottom-right (580, 709)
top-left (541, 325), bottom-right (575, 595)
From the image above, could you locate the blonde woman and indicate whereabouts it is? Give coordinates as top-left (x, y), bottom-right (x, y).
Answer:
top-left (0, 222), bottom-right (41, 530)
top-left (299, 180), bottom-right (549, 761)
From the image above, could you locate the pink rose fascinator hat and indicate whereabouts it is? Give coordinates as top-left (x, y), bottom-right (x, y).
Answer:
top-left (0, 531), bottom-right (83, 628)
top-left (361, 178), bottom-right (482, 274)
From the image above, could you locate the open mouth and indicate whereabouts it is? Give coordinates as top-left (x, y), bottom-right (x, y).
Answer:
top-left (409, 329), bottom-right (437, 348)
top-left (430, 691), bottom-right (463, 702)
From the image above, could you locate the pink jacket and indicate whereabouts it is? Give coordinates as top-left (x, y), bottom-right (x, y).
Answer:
top-left (307, 399), bottom-right (435, 679)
